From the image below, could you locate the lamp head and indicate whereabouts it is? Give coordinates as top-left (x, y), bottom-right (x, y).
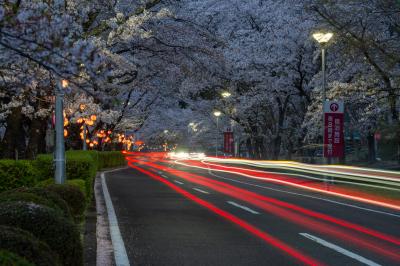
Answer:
top-left (221, 91), bottom-right (231, 98)
top-left (313, 32), bottom-right (333, 44)
top-left (61, 79), bottom-right (69, 88)
top-left (213, 111), bottom-right (222, 117)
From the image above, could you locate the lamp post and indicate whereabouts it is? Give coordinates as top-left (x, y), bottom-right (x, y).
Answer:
top-left (188, 122), bottom-right (195, 150)
top-left (313, 32), bottom-right (333, 104)
top-left (54, 79), bottom-right (68, 184)
top-left (221, 90), bottom-right (238, 156)
top-left (313, 31), bottom-right (333, 163)
top-left (213, 111), bottom-right (222, 156)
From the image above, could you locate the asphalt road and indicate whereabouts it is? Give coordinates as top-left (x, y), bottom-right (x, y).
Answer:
top-left (104, 156), bottom-right (400, 266)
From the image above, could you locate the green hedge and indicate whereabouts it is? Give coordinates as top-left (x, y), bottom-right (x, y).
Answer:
top-left (0, 192), bottom-right (67, 218)
top-left (97, 151), bottom-right (126, 169)
top-left (0, 250), bottom-right (35, 266)
top-left (0, 160), bottom-right (38, 193)
top-left (11, 187), bottom-right (72, 220)
top-left (0, 151), bottom-right (126, 201)
top-left (37, 178), bottom-right (87, 199)
top-left (0, 226), bottom-right (60, 266)
top-left (0, 202), bottom-right (82, 266)
top-left (34, 151), bottom-right (96, 198)
top-left (45, 184), bottom-right (86, 222)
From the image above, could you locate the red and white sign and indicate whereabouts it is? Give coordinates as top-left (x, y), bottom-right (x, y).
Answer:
top-left (323, 101), bottom-right (344, 158)
top-left (223, 131), bottom-right (234, 154)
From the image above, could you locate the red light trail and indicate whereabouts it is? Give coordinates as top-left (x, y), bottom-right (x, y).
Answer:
top-left (177, 159), bottom-right (400, 211)
top-left (125, 156), bottom-right (400, 263)
top-left (127, 162), bottom-right (324, 266)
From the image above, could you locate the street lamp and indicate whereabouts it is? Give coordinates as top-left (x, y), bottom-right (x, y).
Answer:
top-left (213, 111), bottom-right (222, 156)
top-left (313, 31), bottom-right (333, 167)
top-left (54, 79), bottom-right (68, 184)
top-left (221, 91), bottom-right (231, 98)
top-left (188, 122), bottom-right (195, 150)
top-left (313, 32), bottom-right (333, 102)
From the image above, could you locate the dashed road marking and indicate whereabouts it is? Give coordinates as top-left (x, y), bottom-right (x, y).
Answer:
top-left (193, 188), bottom-right (210, 194)
top-left (174, 180), bottom-right (184, 185)
top-left (300, 233), bottom-right (381, 266)
top-left (227, 201), bottom-right (260, 214)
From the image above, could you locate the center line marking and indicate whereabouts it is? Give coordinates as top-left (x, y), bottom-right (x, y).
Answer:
top-left (161, 175), bottom-right (168, 179)
top-left (300, 233), bottom-right (381, 266)
top-left (174, 180), bottom-right (184, 185)
top-left (193, 188), bottom-right (210, 194)
top-left (227, 201), bottom-right (260, 214)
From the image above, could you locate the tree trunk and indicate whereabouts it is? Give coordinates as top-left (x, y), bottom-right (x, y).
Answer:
top-left (271, 135), bottom-right (281, 160)
top-left (0, 107), bottom-right (24, 159)
top-left (388, 91), bottom-right (399, 122)
top-left (25, 118), bottom-right (48, 159)
top-left (367, 130), bottom-right (376, 163)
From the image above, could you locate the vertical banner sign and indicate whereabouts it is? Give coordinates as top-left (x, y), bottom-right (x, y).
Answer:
top-left (223, 131), bottom-right (234, 153)
top-left (323, 101), bottom-right (344, 158)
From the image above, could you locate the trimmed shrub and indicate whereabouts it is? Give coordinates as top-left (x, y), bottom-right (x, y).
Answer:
top-left (66, 179), bottom-right (87, 199)
top-left (34, 152), bottom-right (96, 198)
top-left (37, 178), bottom-right (87, 199)
top-left (98, 151), bottom-right (126, 169)
top-left (45, 184), bottom-right (86, 221)
top-left (0, 192), bottom-right (66, 218)
top-left (33, 151), bottom-right (126, 200)
top-left (32, 155), bottom-right (53, 181)
top-left (0, 250), bottom-right (35, 266)
top-left (0, 202), bottom-right (82, 266)
top-left (0, 160), bottom-right (38, 192)
top-left (10, 187), bottom-right (72, 220)
top-left (0, 226), bottom-right (60, 266)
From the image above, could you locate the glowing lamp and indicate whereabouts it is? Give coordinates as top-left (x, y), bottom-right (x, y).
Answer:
top-left (221, 91), bottom-right (231, 98)
top-left (213, 111), bottom-right (222, 117)
top-left (64, 129), bottom-right (68, 137)
top-left (61, 79), bottom-right (69, 88)
top-left (90, 114), bottom-right (97, 121)
top-left (313, 32), bottom-right (333, 44)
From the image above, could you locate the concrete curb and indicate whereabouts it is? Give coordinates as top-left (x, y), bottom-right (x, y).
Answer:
top-left (95, 174), bottom-right (114, 266)
top-left (95, 167), bottom-right (130, 266)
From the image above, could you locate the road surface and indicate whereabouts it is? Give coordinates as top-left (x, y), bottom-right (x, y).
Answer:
top-left (103, 154), bottom-right (400, 266)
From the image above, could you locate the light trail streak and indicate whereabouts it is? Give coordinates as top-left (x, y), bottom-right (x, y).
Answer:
top-left (174, 160), bottom-right (400, 211)
top-left (127, 161), bottom-right (324, 266)
top-left (201, 157), bottom-right (400, 183)
top-left (197, 161), bottom-right (400, 192)
top-left (126, 157), bottom-right (400, 262)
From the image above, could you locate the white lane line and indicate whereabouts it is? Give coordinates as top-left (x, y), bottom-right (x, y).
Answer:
top-left (300, 233), bottom-right (381, 266)
top-left (161, 175), bottom-right (168, 179)
top-left (207, 170), bottom-right (400, 219)
top-left (174, 180), bottom-right (184, 185)
top-left (193, 188), bottom-right (210, 194)
top-left (101, 172), bottom-right (130, 266)
top-left (227, 201), bottom-right (260, 214)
